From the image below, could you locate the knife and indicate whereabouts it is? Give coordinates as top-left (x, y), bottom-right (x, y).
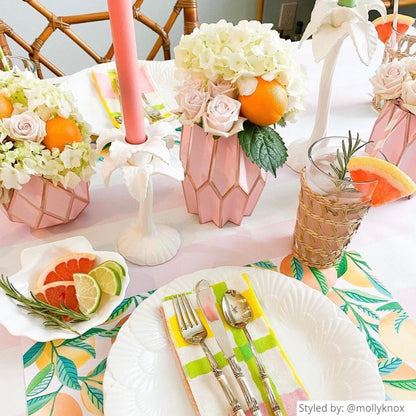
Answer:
top-left (195, 279), bottom-right (263, 416)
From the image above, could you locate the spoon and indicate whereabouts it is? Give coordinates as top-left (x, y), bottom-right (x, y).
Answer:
top-left (222, 290), bottom-right (282, 416)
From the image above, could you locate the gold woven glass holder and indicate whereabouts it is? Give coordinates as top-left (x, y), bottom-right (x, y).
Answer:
top-left (292, 170), bottom-right (371, 269)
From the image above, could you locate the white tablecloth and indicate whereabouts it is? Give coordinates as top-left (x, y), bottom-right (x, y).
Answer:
top-left (1, 38), bottom-right (416, 415)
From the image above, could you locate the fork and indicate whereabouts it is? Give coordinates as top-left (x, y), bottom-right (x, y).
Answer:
top-left (172, 293), bottom-right (245, 416)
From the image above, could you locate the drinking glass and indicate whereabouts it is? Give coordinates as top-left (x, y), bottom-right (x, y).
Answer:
top-left (0, 55), bottom-right (36, 74)
top-left (292, 136), bottom-right (378, 268)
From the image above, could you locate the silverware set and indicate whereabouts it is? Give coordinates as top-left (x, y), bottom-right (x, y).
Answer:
top-left (172, 279), bottom-right (282, 416)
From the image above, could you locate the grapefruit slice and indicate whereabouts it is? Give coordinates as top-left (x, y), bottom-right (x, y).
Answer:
top-left (33, 281), bottom-right (80, 318)
top-left (373, 14), bottom-right (415, 43)
top-left (36, 253), bottom-right (97, 287)
top-left (347, 156), bottom-right (416, 206)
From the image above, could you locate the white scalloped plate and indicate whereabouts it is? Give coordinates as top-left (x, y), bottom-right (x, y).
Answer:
top-left (0, 236), bottom-right (130, 341)
top-left (104, 266), bottom-right (384, 416)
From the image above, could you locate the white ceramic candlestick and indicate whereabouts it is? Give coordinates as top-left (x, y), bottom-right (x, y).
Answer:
top-left (97, 122), bottom-right (184, 266)
top-left (118, 179), bottom-right (181, 265)
top-left (286, 0), bottom-right (386, 172)
top-left (286, 38), bottom-right (345, 172)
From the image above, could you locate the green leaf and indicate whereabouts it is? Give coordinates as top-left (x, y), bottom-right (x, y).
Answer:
top-left (56, 355), bottom-right (81, 390)
top-left (354, 304), bottom-right (380, 320)
top-left (291, 256), bottom-right (303, 280)
top-left (366, 335), bottom-right (388, 359)
top-left (335, 253), bottom-right (348, 277)
top-left (238, 121), bottom-right (287, 177)
top-left (250, 260), bottom-right (277, 270)
top-left (106, 297), bottom-right (133, 321)
top-left (378, 357), bottom-right (402, 375)
top-left (89, 359), bottom-right (107, 378)
top-left (27, 392), bottom-right (56, 415)
top-left (341, 289), bottom-right (388, 303)
top-left (394, 311), bottom-right (409, 333)
top-left (26, 363), bottom-right (54, 397)
top-left (98, 326), bottom-right (122, 338)
top-left (61, 328), bottom-right (106, 345)
top-left (376, 301), bottom-right (403, 313)
top-left (309, 267), bottom-right (329, 294)
top-left (383, 379), bottom-right (416, 390)
top-left (23, 342), bottom-right (46, 368)
top-left (83, 383), bottom-right (104, 412)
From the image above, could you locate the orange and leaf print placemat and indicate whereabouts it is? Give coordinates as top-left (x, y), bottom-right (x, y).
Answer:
top-left (21, 251), bottom-right (416, 415)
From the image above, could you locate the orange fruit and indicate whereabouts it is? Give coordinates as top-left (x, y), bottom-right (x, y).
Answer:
top-left (36, 252), bottom-right (97, 287)
top-left (379, 312), bottom-right (416, 363)
top-left (238, 77), bottom-right (288, 126)
top-left (43, 116), bottom-right (82, 152)
top-left (347, 156), bottom-right (416, 206)
top-left (33, 281), bottom-right (80, 317)
top-left (373, 14), bottom-right (415, 43)
top-left (0, 94), bottom-right (13, 119)
top-left (32, 392), bottom-right (82, 416)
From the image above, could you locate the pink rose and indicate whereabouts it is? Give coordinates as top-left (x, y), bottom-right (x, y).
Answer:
top-left (202, 94), bottom-right (245, 137)
top-left (402, 79), bottom-right (416, 115)
top-left (2, 111), bottom-right (46, 142)
top-left (176, 88), bottom-right (209, 125)
top-left (208, 79), bottom-right (237, 98)
top-left (370, 60), bottom-right (407, 100)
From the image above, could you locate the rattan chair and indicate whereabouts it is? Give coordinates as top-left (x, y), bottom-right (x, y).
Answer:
top-left (0, 0), bottom-right (199, 78)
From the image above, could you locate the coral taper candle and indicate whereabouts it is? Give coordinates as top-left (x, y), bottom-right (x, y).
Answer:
top-left (107, 0), bottom-right (146, 144)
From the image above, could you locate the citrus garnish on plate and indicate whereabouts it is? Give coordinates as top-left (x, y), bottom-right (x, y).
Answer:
top-left (372, 14), bottom-right (415, 43)
top-left (347, 156), bottom-right (416, 206)
top-left (88, 264), bottom-right (122, 296)
top-left (100, 260), bottom-right (126, 278)
top-left (73, 273), bottom-right (102, 315)
top-left (36, 252), bottom-right (97, 286)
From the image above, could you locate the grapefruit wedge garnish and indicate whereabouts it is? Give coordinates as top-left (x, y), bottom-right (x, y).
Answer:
top-left (33, 281), bottom-right (80, 320)
top-left (347, 156), bottom-right (416, 207)
top-left (36, 252), bottom-right (97, 287)
top-left (373, 14), bottom-right (415, 43)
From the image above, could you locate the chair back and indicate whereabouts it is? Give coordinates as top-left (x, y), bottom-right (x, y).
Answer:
top-left (0, 0), bottom-right (199, 78)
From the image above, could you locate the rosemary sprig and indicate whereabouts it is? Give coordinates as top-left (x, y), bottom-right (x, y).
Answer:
top-left (0, 275), bottom-right (90, 335)
top-left (329, 131), bottom-right (369, 180)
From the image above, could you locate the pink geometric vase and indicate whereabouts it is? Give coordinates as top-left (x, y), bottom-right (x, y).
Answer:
top-left (179, 124), bottom-right (267, 228)
top-left (2, 176), bottom-right (90, 229)
top-left (367, 99), bottom-right (416, 186)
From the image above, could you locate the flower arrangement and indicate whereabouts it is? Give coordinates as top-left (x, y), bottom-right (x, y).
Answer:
top-left (0, 70), bottom-right (96, 203)
top-left (371, 56), bottom-right (416, 114)
top-left (174, 19), bottom-right (307, 175)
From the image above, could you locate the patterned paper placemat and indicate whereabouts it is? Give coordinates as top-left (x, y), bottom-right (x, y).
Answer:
top-left (21, 251), bottom-right (416, 415)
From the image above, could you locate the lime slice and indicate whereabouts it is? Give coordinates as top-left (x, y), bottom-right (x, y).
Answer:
top-left (73, 273), bottom-right (102, 315)
top-left (100, 260), bottom-right (126, 278)
top-left (89, 265), bottom-right (122, 296)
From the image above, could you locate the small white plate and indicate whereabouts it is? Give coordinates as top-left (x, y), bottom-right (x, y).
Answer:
top-left (103, 266), bottom-right (384, 416)
top-left (0, 235), bottom-right (130, 341)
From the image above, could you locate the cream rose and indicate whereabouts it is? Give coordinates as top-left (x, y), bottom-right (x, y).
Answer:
top-left (370, 60), bottom-right (407, 100)
top-left (2, 111), bottom-right (46, 142)
top-left (401, 79), bottom-right (416, 115)
top-left (208, 79), bottom-right (237, 98)
top-left (176, 88), bottom-right (209, 125)
top-left (202, 94), bottom-right (245, 137)
top-left (401, 56), bottom-right (416, 77)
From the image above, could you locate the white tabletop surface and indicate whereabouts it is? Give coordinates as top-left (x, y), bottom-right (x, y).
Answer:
top-left (1, 38), bottom-right (416, 416)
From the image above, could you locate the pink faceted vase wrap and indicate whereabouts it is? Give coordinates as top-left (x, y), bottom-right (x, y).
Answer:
top-left (367, 99), bottom-right (416, 184)
top-left (179, 125), bottom-right (267, 228)
top-left (2, 176), bottom-right (90, 229)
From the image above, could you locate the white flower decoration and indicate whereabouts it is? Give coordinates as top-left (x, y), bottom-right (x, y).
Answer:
top-left (300, 0), bottom-right (386, 65)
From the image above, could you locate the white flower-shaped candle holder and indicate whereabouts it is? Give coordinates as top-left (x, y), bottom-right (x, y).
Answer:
top-left (286, 0), bottom-right (386, 172)
top-left (97, 122), bottom-right (184, 266)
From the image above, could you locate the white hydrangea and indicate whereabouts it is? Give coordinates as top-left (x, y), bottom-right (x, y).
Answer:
top-left (0, 70), bottom-right (97, 203)
top-left (174, 19), bottom-right (307, 126)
